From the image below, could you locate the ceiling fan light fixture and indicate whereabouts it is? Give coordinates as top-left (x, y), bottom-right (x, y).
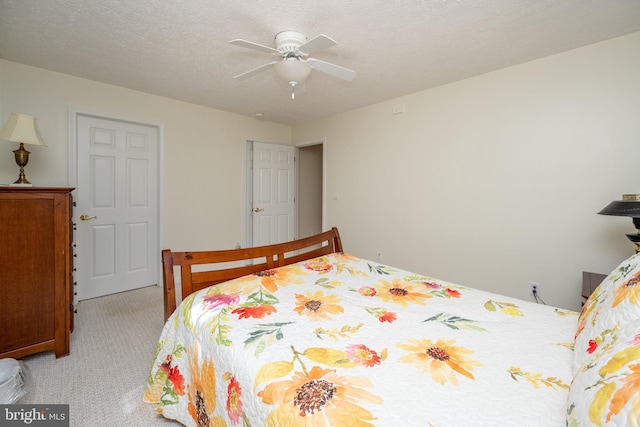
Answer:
top-left (273, 58), bottom-right (312, 84)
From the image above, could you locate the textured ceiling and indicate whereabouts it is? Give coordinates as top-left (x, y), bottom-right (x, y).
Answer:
top-left (1, 0), bottom-right (640, 125)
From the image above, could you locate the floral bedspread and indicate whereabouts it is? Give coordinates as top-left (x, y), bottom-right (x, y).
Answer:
top-left (144, 253), bottom-right (578, 426)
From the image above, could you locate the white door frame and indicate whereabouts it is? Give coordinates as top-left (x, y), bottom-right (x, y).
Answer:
top-left (68, 107), bottom-right (165, 301)
top-left (243, 138), bottom-right (325, 248)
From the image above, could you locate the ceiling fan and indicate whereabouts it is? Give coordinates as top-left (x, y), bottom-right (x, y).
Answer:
top-left (229, 31), bottom-right (356, 99)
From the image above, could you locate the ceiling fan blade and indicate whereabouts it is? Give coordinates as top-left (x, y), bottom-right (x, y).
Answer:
top-left (307, 58), bottom-right (356, 81)
top-left (229, 39), bottom-right (281, 55)
top-left (298, 34), bottom-right (337, 56)
top-left (233, 61), bottom-right (277, 80)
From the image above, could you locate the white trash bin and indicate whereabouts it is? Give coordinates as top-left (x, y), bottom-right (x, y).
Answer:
top-left (0, 358), bottom-right (29, 404)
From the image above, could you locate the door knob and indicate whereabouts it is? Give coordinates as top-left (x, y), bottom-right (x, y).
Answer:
top-left (80, 214), bottom-right (97, 221)
top-left (253, 208), bottom-right (264, 213)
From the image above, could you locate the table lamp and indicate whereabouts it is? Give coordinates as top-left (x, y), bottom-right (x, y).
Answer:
top-left (598, 194), bottom-right (640, 253)
top-left (0, 113), bottom-right (47, 185)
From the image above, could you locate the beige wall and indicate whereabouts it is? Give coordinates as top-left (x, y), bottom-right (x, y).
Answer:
top-left (2, 31), bottom-right (639, 310)
top-left (0, 59), bottom-right (291, 251)
top-left (293, 32), bottom-right (640, 310)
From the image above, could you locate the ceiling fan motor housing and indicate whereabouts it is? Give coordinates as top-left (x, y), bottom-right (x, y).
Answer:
top-left (275, 31), bottom-right (307, 55)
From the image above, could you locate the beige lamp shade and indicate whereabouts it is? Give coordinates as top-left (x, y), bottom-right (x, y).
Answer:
top-left (0, 113), bottom-right (47, 147)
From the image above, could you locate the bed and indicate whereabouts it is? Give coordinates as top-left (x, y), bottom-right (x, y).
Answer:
top-left (144, 228), bottom-right (640, 426)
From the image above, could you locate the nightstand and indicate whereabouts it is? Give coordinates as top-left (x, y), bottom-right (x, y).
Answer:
top-left (582, 271), bottom-right (607, 300)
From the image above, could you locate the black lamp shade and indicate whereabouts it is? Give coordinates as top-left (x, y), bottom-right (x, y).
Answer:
top-left (598, 200), bottom-right (640, 218)
top-left (599, 196), bottom-right (640, 253)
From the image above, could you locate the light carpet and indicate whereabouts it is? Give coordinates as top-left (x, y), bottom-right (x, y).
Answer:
top-left (20, 286), bottom-right (179, 426)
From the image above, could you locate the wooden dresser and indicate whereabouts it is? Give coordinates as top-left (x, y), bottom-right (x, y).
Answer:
top-left (0, 187), bottom-right (74, 359)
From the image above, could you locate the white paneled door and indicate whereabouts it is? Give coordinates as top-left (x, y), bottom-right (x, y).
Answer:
top-left (251, 142), bottom-right (295, 247)
top-left (76, 115), bottom-right (159, 300)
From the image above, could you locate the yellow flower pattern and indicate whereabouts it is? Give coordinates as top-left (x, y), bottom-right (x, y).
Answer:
top-left (376, 278), bottom-right (431, 307)
top-left (293, 290), bottom-right (344, 320)
top-left (187, 342), bottom-right (217, 426)
top-left (398, 338), bottom-right (482, 385)
top-left (258, 366), bottom-right (382, 426)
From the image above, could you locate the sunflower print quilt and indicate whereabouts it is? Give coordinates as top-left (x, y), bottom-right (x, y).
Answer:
top-left (144, 253), bottom-right (578, 426)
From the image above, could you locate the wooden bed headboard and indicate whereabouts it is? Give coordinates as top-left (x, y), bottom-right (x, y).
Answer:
top-left (161, 227), bottom-right (343, 321)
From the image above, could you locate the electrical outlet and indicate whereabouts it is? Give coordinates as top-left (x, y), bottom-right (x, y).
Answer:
top-left (529, 282), bottom-right (542, 297)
